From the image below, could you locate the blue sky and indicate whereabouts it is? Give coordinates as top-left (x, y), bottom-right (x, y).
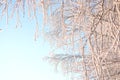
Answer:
top-left (0, 13), bottom-right (66, 80)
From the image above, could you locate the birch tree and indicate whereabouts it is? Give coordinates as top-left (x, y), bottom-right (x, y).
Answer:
top-left (0, 0), bottom-right (120, 80)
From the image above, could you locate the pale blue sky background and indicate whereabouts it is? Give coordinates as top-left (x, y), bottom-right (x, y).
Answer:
top-left (0, 13), bottom-right (66, 80)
